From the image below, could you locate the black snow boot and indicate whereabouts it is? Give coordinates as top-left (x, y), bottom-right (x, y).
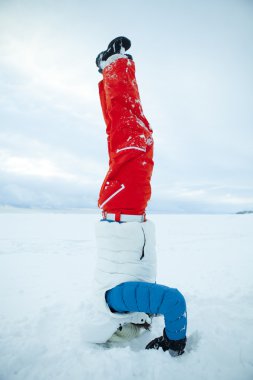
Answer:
top-left (145, 329), bottom-right (186, 357)
top-left (96, 36), bottom-right (131, 73)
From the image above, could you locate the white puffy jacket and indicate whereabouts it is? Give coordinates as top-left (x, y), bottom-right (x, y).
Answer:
top-left (83, 219), bottom-right (157, 343)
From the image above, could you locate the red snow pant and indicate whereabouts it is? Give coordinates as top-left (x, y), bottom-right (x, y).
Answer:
top-left (98, 58), bottom-right (154, 216)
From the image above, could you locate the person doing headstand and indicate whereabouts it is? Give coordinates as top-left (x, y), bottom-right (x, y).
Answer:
top-left (89, 36), bottom-right (187, 356)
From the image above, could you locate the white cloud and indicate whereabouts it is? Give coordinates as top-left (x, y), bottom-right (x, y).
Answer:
top-left (0, 151), bottom-right (74, 180)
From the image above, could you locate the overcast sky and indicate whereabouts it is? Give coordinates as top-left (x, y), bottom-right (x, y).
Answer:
top-left (0, 0), bottom-right (253, 213)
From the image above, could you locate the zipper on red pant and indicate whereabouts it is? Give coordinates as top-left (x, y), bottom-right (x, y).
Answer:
top-left (99, 184), bottom-right (125, 209)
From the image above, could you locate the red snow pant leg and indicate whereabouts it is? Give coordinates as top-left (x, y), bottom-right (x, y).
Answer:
top-left (98, 58), bottom-right (154, 216)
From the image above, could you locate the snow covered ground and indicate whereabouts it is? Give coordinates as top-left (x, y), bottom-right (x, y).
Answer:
top-left (0, 211), bottom-right (252, 380)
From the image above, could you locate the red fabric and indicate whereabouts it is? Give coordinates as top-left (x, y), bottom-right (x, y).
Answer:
top-left (98, 58), bottom-right (154, 215)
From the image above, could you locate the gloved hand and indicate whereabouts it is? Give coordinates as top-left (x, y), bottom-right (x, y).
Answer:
top-left (145, 329), bottom-right (186, 356)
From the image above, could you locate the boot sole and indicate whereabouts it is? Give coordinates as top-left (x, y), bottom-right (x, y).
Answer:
top-left (107, 36), bottom-right (131, 52)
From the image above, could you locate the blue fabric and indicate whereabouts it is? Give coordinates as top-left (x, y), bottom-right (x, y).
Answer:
top-left (106, 281), bottom-right (187, 340)
top-left (100, 219), bottom-right (125, 224)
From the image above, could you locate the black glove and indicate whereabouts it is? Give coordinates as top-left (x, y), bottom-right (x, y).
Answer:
top-left (145, 329), bottom-right (186, 356)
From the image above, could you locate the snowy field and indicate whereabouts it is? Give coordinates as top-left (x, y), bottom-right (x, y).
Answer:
top-left (0, 211), bottom-right (253, 380)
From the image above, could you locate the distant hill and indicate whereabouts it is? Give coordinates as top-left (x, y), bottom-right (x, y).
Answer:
top-left (236, 210), bottom-right (253, 214)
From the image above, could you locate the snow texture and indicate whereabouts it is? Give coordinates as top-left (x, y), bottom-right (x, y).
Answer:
top-left (0, 212), bottom-right (253, 380)
top-left (100, 54), bottom-right (127, 71)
